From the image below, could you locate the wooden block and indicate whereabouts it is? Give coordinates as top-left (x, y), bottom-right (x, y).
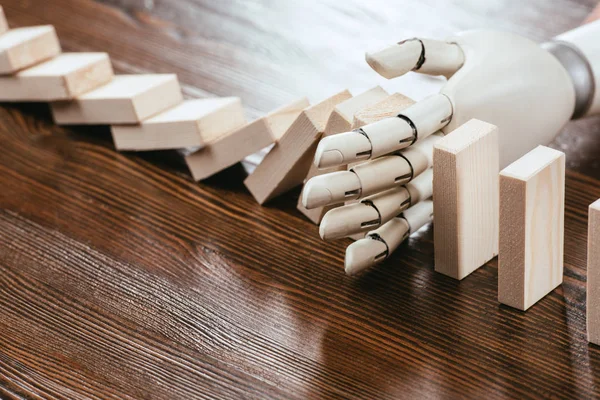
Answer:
top-left (297, 86), bottom-right (389, 224)
top-left (0, 25), bottom-right (61, 74)
top-left (498, 145), bottom-right (565, 310)
top-left (0, 53), bottom-right (113, 101)
top-left (185, 98), bottom-right (309, 181)
top-left (51, 74), bottom-right (183, 125)
top-left (244, 90), bottom-right (352, 205)
top-left (433, 119), bottom-right (499, 280)
top-left (588, 199), bottom-right (600, 344)
top-left (0, 7), bottom-right (8, 35)
top-left (112, 97), bottom-right (246, 151)
top-left (351, 92), bottom-right (415, 129)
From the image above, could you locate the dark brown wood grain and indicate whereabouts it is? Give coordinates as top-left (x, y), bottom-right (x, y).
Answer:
top-left (1, 0), bottom-right (600, 398)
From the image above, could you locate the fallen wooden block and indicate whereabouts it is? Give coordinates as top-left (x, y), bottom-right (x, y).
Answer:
top-left (0, 25), bottom-right (61, 74)
top-left (244, 90), bottom-right (352, 205)
top-left (0, 7), bottom-right (8, 35)
top-left (0, 53), bottom-right (113, 101)
top-left (588, 199), bottom-right (600, 344)
top-left (185, 97), bottom-right (309, 181)
top-left (498, 145), bottom-right (565, 310)
top-left (51, 74), bottom-right (183, 125)
top-left (433, 119), bottom-right (499, 280)
top-left (112, 97), bottom-right (246, 151)
top-left (297, 86), bottom-right (389, 224)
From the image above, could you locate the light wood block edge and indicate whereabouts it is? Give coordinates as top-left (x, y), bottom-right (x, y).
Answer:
top-left (51, 74), bottom-right (183, 124)
top-left (588, 199), bottom-right (600, 344)
top-left (244, 90), bottom-right (352, 205)
top-left (113, 97), bottom-right (245, 152)
top-left (184, 98), bottom-right (308, 181)
top-left (0, 7), bottom-right (8, 35)
top-left (498, 145), bottom-right (565, 310)
top-left (0, 25), bottom-right (61, 74)
top-left (433, 118), bottom-right (499, 280)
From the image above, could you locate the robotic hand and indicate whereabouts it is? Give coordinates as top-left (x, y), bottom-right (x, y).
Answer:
top-left (301, 21), bottom-right (600, 275)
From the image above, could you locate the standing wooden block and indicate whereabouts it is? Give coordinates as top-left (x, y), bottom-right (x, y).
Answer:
top-left (297, 86), bottom-right (389, 224)
top-left (433, 119), bottom-right (499, 280)
top-left (0, 25), bottom-right (61, 74)
top-left (51, 74), bottom-right (183, 125)
top-left (244, 90), bottom-right (352, 205)
top-left (588, 199), bottom-right (600, 344)
top-left (498, 145), bottom-right (565, 310)
top-left (0, 7), bottom-right (8, 35)
top-left (112, 97), bottom-right (246, 151)
top-left (185, 98), bottom-right (309, 181)
top-left (0, 53), bottom-right (113, 101)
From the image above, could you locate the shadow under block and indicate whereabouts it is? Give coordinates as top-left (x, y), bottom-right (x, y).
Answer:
top-left (51, 74), bottom-right (183, 125)
top-left (0, 7), bottom-right (8, 35)
top-left (297, 86), bottom-right (389, 224)
top-left (498, 145), bottom-right (565, 311)
top-left (0, 53), bottom-right (113, 101)
top-left (244, 90), bottom-right (352, 205)
top-left (112, 97), bottom-right (246, 151)
top-left (0, 25), bottom-right (61, 74)
top-left (185, 97), bottom-right (309, 181)
top-left (588, 200), bottom-right (600, 344)
top-left (433, 119), bottom-right (499, 280)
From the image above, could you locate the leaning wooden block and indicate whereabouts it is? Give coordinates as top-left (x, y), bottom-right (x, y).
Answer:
top-left (0, 53), bottom-right (113, 101)
top-left (0, 7), bottom-right (8, 35)
top-left (433, 119), bottom-right (499, 280)
top-left (244, 90), bottom-right (352, 205)
top-left (588, 199), bottom-right (600, 344)
top-left (185, 97), bottom-right (309, 181)
top-left (51, 74), bottom-right (183, 125)
top-left (112, 97), bottom-right (246, 151)
top-left (351, 92), bottom-right (415, 129)
top-left (498, 145), bottom-right (565, 310)
top-left (297, 86), bottom-right (389, 224)
top-left (0, 25), bottom-right (61, 74)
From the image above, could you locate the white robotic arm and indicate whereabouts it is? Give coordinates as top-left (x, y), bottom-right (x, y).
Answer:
top-left (303, 20), bottom-right (600, 275)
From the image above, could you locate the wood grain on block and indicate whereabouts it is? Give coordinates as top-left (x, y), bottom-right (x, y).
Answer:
top-left (0, 53), bottom-right (113, 101)
top-left (112, 97), bottom-right (246, 151)
top-left (588, 200), bottom-right (600, 344)
top-left (244, 90), bottom-right (352, 204)
top-left (351, 92), bottom-right (415, 129)
top-left (52, 74), bottom-right (183, 125)
top-left (185, 98), bottom-right (308, 181)
top-left (433, 119), bottom-right (499, 280)
top-left (0, 25), bottom-right (61, 74)
top-left (0, 7), bottom-right (8, 34)
top-left (498, 145), bottom-right (565, 310)
top-left (297, 86), bottom-right (389, 224)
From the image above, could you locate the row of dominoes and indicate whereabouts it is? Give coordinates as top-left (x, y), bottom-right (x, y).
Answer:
top-left (0, 9), bottom-right (415, 208)
top-left (0, 8), bottom-right (318, 193)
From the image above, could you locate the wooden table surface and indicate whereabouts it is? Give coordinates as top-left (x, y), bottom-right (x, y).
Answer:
top-left (1, 1), bottom-right (600, 399)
